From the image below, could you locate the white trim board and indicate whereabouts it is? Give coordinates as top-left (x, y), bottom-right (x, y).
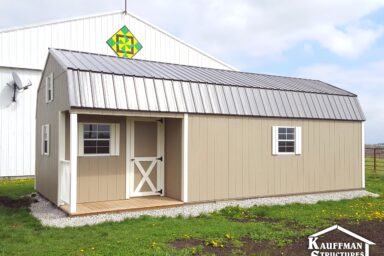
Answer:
top-left (362, 122), bottom-right (365, 188)
top-left (182, 114), bottom-right (189, 202)
top-left (69, 113), bottom-right (78, 213)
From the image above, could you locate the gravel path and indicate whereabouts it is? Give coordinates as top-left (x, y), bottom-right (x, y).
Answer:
top-left (30, 190), bottom-right (378, 228)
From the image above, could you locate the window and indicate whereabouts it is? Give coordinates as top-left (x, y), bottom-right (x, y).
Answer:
top-left (83, 124), bottom-right (110, 154)
top-left (278, 127), bottom-right (295, 153)
top-left (78, 123), bottom-right (120, 156)
top-left (272, 126), bottom-right (302, 155)
top-left (41, 124), bottom-right (49, 155)
top-left (45, 73), bottom-right (53, 103)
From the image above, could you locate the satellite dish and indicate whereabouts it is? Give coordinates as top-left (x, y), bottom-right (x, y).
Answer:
top-left (13, 72), bottom-right (24, 90)
top-left (7, 72), bottom-right (32, 102)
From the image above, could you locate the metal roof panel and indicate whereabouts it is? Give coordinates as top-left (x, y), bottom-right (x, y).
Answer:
top-left (51, 48), bottom-right (357, 96)
top-left (57, 50), bottom-right (364, 121)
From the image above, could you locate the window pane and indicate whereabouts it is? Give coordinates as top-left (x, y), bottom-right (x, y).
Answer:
top-left (278, 147), bottom-right (286, 152)
top-left (84, 147), bottom-right (97, 154)
top-left (83, 124), bottom-right (95, 131)
top-left (97, 140), bottom-right (110, 147)
top-left (286, 147), bottom-right (294, 152)
top-left (98, 131), bottom-right (110, 139)
top-left (97, 147), bottom-right (110, 154)
top-left (84, 140), bottom-right (97, 147)
top-left (278, 127), bottom-right (286, 133)
top-left (278, 141), bottom-right (286, 147)
top-left (278, 134), bottom-right (287, 140)
top-left (98, 125), bottom-right (110, 132)
top-left (287, 134), bottom-right (295, 140)
top-left (44, 141), bottom-right (48, 153)
top-left (286, 141), bottom-right (295, 147)
top-left (84, 131), bottom-right (97, 139)
top-left (287, 128), bottom-right (295, 133)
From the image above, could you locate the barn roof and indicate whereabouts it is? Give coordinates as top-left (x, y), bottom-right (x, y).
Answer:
top-left (50, 48), bottom-right (365, 121)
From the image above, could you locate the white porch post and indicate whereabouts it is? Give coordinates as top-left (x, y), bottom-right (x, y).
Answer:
top-left (69, 113), bottom-right (78, 213)
top-left (182, 114), bottom-right (189, 203)
top-left (362, 122), bottom-right (365, 189)
top-left (57, 111), bottom-right (66, 205)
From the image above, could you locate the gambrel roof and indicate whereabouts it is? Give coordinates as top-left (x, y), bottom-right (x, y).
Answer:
top-left (49, 48), bottom-right (365, 121)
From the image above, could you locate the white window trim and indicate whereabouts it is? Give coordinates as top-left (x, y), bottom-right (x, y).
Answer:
top-left (272, 126), bottom-right (302, 156)
top-left (41, 124), bottom-right (50, 156)
top-left (45, 73), bottom-right (54, 103)
top-left (78, 123), bottom-right (120, 157)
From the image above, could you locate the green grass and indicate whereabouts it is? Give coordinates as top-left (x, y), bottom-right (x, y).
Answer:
top-left (365, 157), bottom-right (384, 172)
top-left (0, 163), bottom-right (383, 255)
top-left (0, 179), bottom-right (34, 198)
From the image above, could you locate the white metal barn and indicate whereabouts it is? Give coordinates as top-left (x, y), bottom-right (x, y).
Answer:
top-left (0, 10), bottom-right (233, 178)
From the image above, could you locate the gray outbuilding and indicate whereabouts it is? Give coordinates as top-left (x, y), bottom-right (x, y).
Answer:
top-left (35, 48), bottom-right (365, 215)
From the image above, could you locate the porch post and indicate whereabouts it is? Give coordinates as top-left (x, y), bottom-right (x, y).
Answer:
top-left (57, 111), bottom-right (66, 205)
top-left (362, 122), bottom-right (365, 188)
top-left (69, 113), bottom-right (78, 213)
top-left (182, 114), bottom-right (189, 203)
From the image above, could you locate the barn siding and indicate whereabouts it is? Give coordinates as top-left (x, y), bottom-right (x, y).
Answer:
top-left (35, 56), bottom-right (69, 203)
top-left (76, 115), bottom-right (126, 203)
top-left (0, 69), bottom-right (41, 177)
top-left (164, 118), bottom-right (182, 201)
top-left (0, 11), bottom-right (232, 70)
top-left (187, 115), bottom-right (363, 202)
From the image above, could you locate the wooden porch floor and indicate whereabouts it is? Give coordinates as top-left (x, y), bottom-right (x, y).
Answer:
top-left (60, 196), bottom-right (184, 216)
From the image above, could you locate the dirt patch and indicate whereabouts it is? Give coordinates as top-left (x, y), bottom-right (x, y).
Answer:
top-left (170, 220), bottom-right (384, 255)
top-left (171, 238), bottom-right (201, 250)
top-left (0, 196), bottom-right (35, 208)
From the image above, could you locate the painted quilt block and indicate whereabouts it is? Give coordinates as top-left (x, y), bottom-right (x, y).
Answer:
top-left (107, 26), bottom-right (143, 58)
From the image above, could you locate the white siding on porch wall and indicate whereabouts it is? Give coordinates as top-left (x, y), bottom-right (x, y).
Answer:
top-left (0, 69), bottom-right (41, 177)
top-left (0, 10), bottom-right (234, 177)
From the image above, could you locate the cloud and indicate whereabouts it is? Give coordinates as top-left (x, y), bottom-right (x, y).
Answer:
top-left (126, 0), bottom-right (384, 61)
top-left (295, 62), bottom-right (384, 143)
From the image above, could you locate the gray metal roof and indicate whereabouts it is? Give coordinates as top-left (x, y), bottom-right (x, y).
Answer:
top-left (50, 48), bottom-right (365, 121)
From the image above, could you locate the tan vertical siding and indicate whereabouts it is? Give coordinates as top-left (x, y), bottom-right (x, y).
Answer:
top-left (188, 115), bottom-right (363, 203)
top-left (164, 118), bottom-right (182, 200)
top-left (77, 115), bottom-right (126, 203)
top-left (35, 56), bottom-right (69, 204)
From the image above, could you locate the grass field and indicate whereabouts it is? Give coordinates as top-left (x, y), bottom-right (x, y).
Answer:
top-left (365, 157), bottom-right (384, 173)
top-left (0, 164), bottom-right (383, 255)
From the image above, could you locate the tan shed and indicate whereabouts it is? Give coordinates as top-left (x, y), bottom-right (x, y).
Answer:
top-left (35, 48), bottom-right (365, 215)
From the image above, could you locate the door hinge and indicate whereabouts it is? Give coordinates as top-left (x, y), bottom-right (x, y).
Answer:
top-left (156, 156), bottom-right (163, 162)
top-left (157, 118), bottom-right (164, 124)
top-left (157, 189), bottom-right (163, 194)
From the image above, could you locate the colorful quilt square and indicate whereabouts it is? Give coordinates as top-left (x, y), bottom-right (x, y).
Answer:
top-left (106, 25), bottom-right (143, 58)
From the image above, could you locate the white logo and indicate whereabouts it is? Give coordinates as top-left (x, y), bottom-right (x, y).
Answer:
top-left (308, 225), bottom-right (375, 256)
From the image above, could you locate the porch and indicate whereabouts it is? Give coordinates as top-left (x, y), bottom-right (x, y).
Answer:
top-left (60, 196), bottom-right (184, 216)
top-left (57, 110), bottom-right (189, 215)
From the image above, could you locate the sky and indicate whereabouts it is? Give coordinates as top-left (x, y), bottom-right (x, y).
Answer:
top-left (1, 0), bottom-right (383, 143)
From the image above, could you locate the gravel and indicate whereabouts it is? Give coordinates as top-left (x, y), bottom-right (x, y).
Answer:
top-left (30, 190), bottom-right (378, 228)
